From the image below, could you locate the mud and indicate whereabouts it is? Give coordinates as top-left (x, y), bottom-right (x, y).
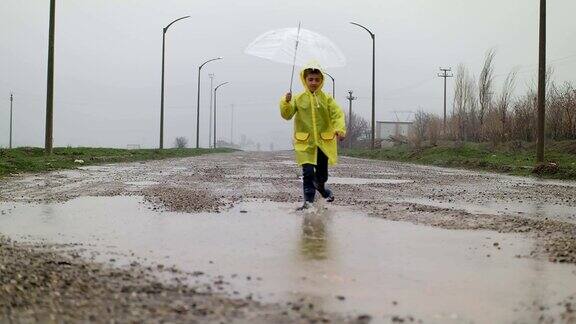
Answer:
top-left (0, 236), bottom-right (353, 324)
top-left (1, 151), bottom-right (576, 323)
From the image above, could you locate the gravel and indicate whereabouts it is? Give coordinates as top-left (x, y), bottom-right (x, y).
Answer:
top-left (1, 151), bottom-right (576, 322)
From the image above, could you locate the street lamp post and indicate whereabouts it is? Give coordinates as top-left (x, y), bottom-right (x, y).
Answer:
top-left (196, 57), bottom-right (223, 148)
top-left (324, 72), bottom-right (335, 98)
top-left (9, 93), bottom-right (13, 149)
top-left (350, 22), bottom-right (376, 150)
top-left (208, 73), bottom-right (214, 148)
top-left (213, 82), bottom-right (229, 148)
top-left (160, 15), bottom-right (190, 149)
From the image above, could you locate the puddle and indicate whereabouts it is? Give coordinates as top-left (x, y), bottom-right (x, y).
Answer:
top-left (328, 177), bottom-right (413, 185)
top-left (0, 197), bottom-right (575, 323)
top-left (77, 165), bottom-right (113, 172)
top-left (402, 197), bottom-right (576, 222)
top-left (124, 181), bottom-right (160, 187)
top-left (274, 160), bottom-right (297, 166)
top-left (226, 174), bottom-right (295, 180)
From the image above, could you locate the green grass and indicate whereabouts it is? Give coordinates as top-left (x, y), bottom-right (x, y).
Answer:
top-left (342, 141), bottom-right (576, 180)
top-left (0, 147), bottom-right (235, 178)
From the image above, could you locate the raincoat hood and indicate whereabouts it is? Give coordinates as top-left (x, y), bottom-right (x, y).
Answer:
top-left (299, 61), bottom-right (325, 93)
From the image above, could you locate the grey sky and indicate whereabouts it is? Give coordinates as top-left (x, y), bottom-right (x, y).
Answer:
top-left (1, 0), bottom-right (575, 149)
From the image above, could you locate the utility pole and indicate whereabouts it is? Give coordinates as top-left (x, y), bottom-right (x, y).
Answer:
top-left (208, 73), bottom-right (214, 148)
top-left (536, 0), bottom-right (546, 163)
top-left (9, 93), bottom-right (13, 149)
top-left (438, 67), bottom-right (453, 134)
top-left (45, 0), bottom-right (56, 154)
top-left (346, 90), bottom-right (356, 149)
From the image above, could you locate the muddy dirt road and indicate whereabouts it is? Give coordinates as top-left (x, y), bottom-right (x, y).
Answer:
top-left (1, 151), bottom-right (575, 323)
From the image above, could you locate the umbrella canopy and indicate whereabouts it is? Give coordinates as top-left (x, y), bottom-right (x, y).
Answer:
top-left (245, 27), bottom-right (346, 68)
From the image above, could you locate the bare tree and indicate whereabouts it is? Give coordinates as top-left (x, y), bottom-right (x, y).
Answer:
top-left (496, 69), bottom-right (518, 142)
top-left (174, 137), bottom-right (188, 148)
top-left (427, 115), bottom-right (442, 146)
top-left (546, 81), bottom-right (576, 140)
top-left (452, 64), bottom-right (477, 141)
top-left (547, 82), bottom-right (564, 140)
top-left (409, 110), bottom-right (429, 148)
top-left (478, 49), bottom-right (496, 128)
top-left (413, 112), bottom-right (427, 146)
top-left (452, 64), bottom-right (467, 141)
top-left (562, 83), bottom-right (576, 139)
top-left (511, 92), bottom-right (537, 142)
top-left (343, 112), bottom-right (370, 148)
top-left (466, 75), bottom-right (480, 141)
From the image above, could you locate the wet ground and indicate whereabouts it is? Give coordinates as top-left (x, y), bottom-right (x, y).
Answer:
top-left (1, 151), bottom-right (576, 323)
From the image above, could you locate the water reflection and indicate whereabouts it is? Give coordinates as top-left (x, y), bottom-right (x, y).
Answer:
top-left (40, 203), bottom-right (55, 224)
top-left (299, 211), bottom-right (329, 260)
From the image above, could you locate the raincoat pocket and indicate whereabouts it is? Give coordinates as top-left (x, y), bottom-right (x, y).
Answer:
top-left (294, 132), bottom-right (310, 151)
top-left (320, 131), bottom-right (336, 141)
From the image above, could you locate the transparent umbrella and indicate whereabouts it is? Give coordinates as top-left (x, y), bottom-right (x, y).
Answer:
top-left (245, 24), bottom-right (346, 91)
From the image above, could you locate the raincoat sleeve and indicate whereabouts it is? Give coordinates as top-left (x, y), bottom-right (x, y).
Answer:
top-left (328, 97), bottom-right (346, 136)
top-left (279, 96), bottom-right (297, 120)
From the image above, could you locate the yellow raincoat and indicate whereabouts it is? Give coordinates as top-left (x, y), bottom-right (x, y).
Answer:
top-left (279, 64), bottom-right (346, 166)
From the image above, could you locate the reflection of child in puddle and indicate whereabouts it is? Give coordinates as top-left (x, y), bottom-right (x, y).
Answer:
top-left (299, 211), bottom-right (329, 260)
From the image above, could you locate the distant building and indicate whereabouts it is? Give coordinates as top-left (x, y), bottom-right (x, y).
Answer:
top-left (376, 121), bottom-right (413, 140)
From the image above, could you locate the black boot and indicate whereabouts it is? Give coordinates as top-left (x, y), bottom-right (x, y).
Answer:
top-left (314, 181), bottom-right (334, 202)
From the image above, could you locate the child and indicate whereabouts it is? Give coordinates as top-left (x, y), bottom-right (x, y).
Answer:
top-left (279, 62), bottom-right (346, 210)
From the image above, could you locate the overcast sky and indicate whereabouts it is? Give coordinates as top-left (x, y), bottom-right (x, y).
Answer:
top-left (1, 0), bottom-right (575, 149)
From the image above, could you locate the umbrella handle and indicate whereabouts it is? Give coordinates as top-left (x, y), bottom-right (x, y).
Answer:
top-left (289, 64), bottom-right (296, 92)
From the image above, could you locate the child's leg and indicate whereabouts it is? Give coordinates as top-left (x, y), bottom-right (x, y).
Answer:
top-left (302, 164), bottom-right (316, 203)
top-left (314, 149), bottom-right (332, 200)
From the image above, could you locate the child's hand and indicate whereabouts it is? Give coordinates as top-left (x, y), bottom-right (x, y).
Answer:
top-left (285, 92), bottom-right (292, 103)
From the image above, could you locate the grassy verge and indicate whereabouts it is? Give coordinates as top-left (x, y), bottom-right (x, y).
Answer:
top-left (0, 147), bottom-right (235, 178)
top-left (342, 141), bottom-right (576, 180)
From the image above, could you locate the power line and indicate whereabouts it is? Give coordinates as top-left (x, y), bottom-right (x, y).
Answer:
top-left (494, 53), bottom-right (576, 78)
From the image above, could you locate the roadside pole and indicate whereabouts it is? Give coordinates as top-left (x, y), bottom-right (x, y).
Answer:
top-left (536, 0), bottom-right (546, 163)
top-left (346, 90), bottom-right (356, 149)
top-left (438, 68), bottom-right (453, 134)
top-left (9, 93), bottom-right (13, 149)
top-left (45, 0), bottom-right (56, 154)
